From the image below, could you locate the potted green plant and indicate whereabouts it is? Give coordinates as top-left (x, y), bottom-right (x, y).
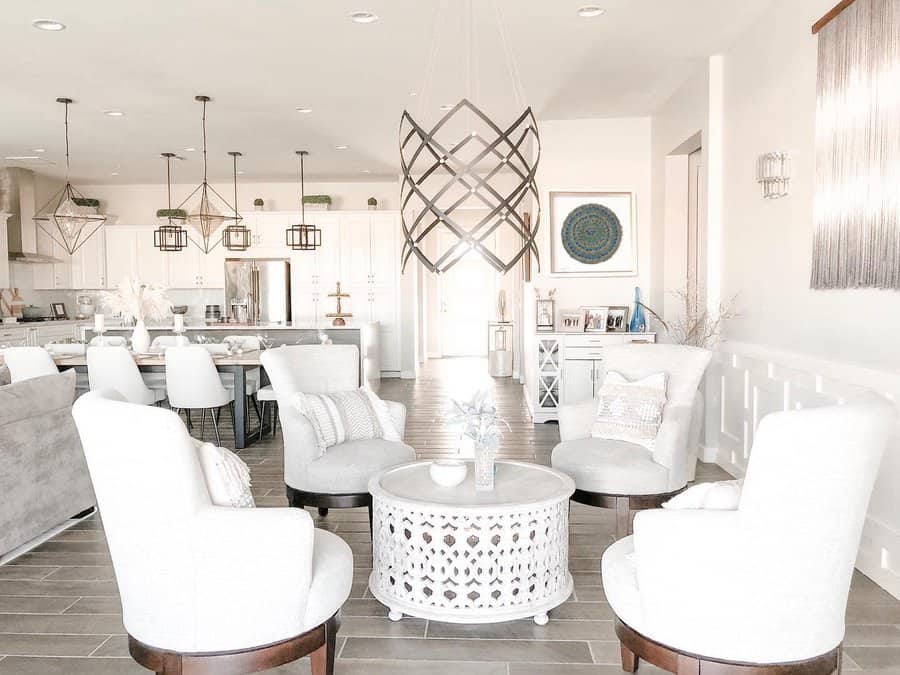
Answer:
top-left (253, 198), bottom-right (264, 211)
top-left (367, 197), bottom-right (377, 211)
top-left (302, 194), bottom-right (332, 211)
top-left (156, 208), bottom-right (187, 220)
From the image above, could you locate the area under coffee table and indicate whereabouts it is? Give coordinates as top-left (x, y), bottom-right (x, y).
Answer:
top-left (368, 460), bottom-right (575, 625)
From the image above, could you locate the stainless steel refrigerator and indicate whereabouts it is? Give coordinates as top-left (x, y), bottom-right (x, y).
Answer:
top-left (224, 259), bottom-right (292, 325)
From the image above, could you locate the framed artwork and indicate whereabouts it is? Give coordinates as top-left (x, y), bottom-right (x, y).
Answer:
top-left (606, 306), bottom-right (629, 333)
top-left (536, 299), bottom-right (555, 332)
top-left (51, 303), bottom-right (68, 320)
top-left (582, 306), bottom-right (609, 333)
top-left (549, 191), bottom-right (637, 276)
top-left (559, 311), bottom-right (584, 333)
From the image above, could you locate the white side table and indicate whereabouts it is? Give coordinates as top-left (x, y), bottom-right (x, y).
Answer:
top-left (368, 460), bottom-right (575, 625)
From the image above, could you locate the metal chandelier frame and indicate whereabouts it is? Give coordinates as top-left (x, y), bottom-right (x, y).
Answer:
top-left (153, 152), bottom-right (189, 252)
top-left (285, 150), bottom-right (322, 251)
top-left (34, 97), bottom-right (108, 255)
top-left (222, 151), bottom-right (252, 251)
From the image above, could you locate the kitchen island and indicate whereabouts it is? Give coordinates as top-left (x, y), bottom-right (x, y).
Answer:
top-left (80, 322), bottom-right (380, 391)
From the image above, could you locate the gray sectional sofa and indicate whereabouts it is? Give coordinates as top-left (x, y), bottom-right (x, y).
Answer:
top-left (0, 369), bottom-right (95, 559)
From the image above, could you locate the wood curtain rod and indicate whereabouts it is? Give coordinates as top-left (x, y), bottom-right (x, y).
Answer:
top-left (812, 0), bottom-right (857, 34)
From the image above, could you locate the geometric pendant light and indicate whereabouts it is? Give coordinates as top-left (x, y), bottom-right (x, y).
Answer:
top-left (34, 98), bottom-right (108, 255)
top-left (177, 95), bottom-right (241, 253)
top-left (221, 151), bottom-right (252, 251)
top-left (153, 152), bottom-right (188, 252)
top-left (285, 150), bottom-right (322, 251)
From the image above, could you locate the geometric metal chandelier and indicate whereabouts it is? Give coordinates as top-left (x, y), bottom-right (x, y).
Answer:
top-left (285, 150), bottom-right (322, 251)
top-left (34, 97), bottom-right (108, 255)
top-left (398, 0), bottom-right (541, 275)
top-left (222, 151), bottom-right (252, 251)
top-left (153, 152), bottom-right (189, 252)
top-left (177, 95), bottom-right (241, 253)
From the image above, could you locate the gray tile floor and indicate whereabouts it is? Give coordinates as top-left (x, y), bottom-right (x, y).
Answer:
top-left (0, 358), bottom-right (898, 674)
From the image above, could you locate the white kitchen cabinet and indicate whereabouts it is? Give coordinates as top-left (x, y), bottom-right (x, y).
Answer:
top-left (340, 214), bottom-right (373, 286)
top-left (104, 226), bottom-right (167, 288)
top-left (292, 287), bottom-right (320, 324)
top-left (70, 232), bottom-right (107, 289)
top-left (561, 359), bottom-right (596, 405)
top-left (33, 226), bottom-right (71, 290)
top-left (0, 326), bottom-right (27, 348)
top-left (312, 214), bottom-right (341, 288)
top-left (0, 214), bottom-right (10, 289)
top-left (198, 244), bottom-right (226, 288)
top-left (369, 214), bottom-right (398, 287)
top-left (165, 242), bottom-right (225, 289)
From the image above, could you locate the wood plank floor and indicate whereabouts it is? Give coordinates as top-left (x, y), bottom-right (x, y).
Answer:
top-left (0, 357), bottom-right (898, 674)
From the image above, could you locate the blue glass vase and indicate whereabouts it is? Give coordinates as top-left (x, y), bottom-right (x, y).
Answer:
top-left (628, 286), bottom-right (647, 333)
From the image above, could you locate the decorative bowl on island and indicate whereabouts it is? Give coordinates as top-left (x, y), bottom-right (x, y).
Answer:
top-left (428, 460), bottom-right (468, 488)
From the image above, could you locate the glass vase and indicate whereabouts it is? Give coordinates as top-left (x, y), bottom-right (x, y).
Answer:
top-left (628, 286), bottom-right (647, 333)
top-left (473, 441), bottom-right (495, 491)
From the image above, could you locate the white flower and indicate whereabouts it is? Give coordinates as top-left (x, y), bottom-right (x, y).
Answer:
top-left (100, 277), bottom-right (172, 323)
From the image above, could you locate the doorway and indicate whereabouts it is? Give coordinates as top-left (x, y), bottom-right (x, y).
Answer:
top-left (438, 235), bottom-right (498, 356)
top-left (687, 147), bottom-right (704, 314)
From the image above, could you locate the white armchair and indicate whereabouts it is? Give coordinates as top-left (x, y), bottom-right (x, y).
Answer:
top-left (260, 345), bottom-right (416, 527)
top-left (72, 389), bottom-right (353, 675)
top-left (601, 397), bottom-right (895, 674)
top-left (551, 344), bottom-right (711, 537)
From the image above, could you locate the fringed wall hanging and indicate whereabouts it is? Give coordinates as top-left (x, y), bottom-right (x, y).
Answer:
top-left (810, 0), bottom-right (900, 289)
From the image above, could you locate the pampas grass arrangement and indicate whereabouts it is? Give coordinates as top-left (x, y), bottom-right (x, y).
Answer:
top-left (100, 277), bottom-right (172, 324)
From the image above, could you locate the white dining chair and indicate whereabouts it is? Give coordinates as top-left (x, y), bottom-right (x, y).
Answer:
top-left (1, 347), bottom-right (59, 383)
top-left (150, 335), bottom-right (190, 350)
top-left (208, 338), bottom-right (262, 429)
top-left (44, 343), bottom-right (90, 393)
top-left (72, 389), bottom-right (352, 675)
top-left (89, 335), bottom-right (127, 347)
top-left (165, 346), bottom-right (235, 445)
top-left (87, 346), bottom-right (166, 405)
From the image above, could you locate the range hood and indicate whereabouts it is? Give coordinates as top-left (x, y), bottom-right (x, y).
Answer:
top-left (0, 167), bottom-right (61, 263)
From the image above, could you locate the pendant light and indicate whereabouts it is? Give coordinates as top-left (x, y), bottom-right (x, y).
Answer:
top-left (177, 95), bottom-right (241, 253)
top-left (399, 0), bottom-right (541, 275)
top-left (285, 150), bottom-right (322, 250)
top-left (222, 151), bottom-right (251, 250)
top-left (34, 98), bottom-right (108, 255)
top-left (153, 152), bottom-right (188, 252)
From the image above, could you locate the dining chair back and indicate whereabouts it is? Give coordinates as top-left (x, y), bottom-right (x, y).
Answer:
top-left (87, 346), bottom-right (163, 405)
top-left (1, 347), bottom-right (59, 383)
top-left (150, 335), bottom-right (189, 350)
top-left (89, 335), bottom-right (127, 347)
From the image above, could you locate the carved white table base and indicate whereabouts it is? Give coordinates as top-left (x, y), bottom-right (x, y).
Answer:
top-left (368, 461), bottom-right (575, 625)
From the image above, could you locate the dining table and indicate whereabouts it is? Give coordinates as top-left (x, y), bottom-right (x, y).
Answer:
top-left (50, 350), bottom-right (266, 449)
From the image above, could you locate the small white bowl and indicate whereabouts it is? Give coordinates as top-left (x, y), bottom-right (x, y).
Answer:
top-left (429, 460), bottom-right (468, 488)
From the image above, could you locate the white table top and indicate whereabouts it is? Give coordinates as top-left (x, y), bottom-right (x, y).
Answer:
top-left (370, 460), bottom-right (575, 510)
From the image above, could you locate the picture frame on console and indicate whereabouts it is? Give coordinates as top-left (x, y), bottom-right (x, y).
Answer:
top-left (536, 299), bottom-right (555, 332)
top-left (51, 303), bottom-right (68, 320)
top-left (582, 306), bottom-right (609, 333)
top-left (559, 311), bottom-right (584, 333)
top-left (606, 306), bottom-right (629, 332)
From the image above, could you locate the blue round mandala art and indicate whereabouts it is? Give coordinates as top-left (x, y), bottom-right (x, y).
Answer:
top-left (561, 203), bottom-right (622, 264)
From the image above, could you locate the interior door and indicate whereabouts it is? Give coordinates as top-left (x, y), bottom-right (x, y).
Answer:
top-left (438, 234), bottom-right (497, 357)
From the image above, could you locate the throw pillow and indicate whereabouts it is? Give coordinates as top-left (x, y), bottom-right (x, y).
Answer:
top-left (591, 371), bottom-right (667, 450)
top-left (662, 479), bottom-right (743, 510)
top-left (192, 438), bottom-right (255, 508)
top-left (292, 387), bottom-right (401, 456)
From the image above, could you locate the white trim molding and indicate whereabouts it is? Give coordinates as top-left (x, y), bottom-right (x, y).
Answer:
top-left (705, 340), bottom-right (900, 600)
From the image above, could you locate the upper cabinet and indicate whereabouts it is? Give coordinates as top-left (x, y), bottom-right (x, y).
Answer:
top-left (33, 226), bottom-right (71, 290)
top-left (70, 232), bottom-right (107, 289)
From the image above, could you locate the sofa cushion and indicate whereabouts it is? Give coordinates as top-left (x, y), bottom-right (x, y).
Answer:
top-left (305, 439), bottom-right (416, 493)
top-left (551, 437), bottom-right (669, 495)
top-left (592, 371), bottom-right (667, 450)
top-left (192, 439), bottom-right (255, 508)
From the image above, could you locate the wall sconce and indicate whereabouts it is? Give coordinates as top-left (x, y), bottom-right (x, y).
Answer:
top-left (756, 152), bottom-right (791, 199)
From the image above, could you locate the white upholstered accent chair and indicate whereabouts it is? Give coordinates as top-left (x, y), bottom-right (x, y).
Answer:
top-left (260, 345), bottom-right (416, 525)
top-left (1, 346), bottom-right (59, 383)
top-left (72, 389), bottom-right (352, 675)
top-left (165, 346), bottom-right (234, 445)
top-left (602, 396), bottom-right (896, 675)
top-left (87, 346), bottom-right (166, 405)
top-left (551, 344), bottom-right (712, 538)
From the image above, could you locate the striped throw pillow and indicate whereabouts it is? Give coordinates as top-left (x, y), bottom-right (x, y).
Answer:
top-left (591, 371), bottom-right (667, 450)
top-left (292, 387), bottom-right (401, 456)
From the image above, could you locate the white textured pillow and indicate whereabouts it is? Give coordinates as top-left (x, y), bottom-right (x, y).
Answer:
top-left (591, 371), bottom-right (667, 449)
top-left (292, 387), bottom-right (401, 456)
top-left (193, 438), bottom-right (255, 508)
top-left (663, 479), bottom-right (743, 510)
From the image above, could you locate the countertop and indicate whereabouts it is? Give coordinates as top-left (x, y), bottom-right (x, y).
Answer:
top-left (80, 322), bottom-right (375, 331)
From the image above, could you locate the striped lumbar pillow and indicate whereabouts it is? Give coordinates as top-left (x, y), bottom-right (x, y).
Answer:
top-left (292, 387), bottom-right (400, 456)
top-left (591, 371), bottom-right (667, 450)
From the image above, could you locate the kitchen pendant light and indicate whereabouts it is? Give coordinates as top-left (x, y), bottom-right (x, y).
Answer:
top-left (398, 0), bottom-right (540, 275)
top-left (177, 95), bottom-right (241, 253)
top-left (153, 152), bottom-right (188, 252)
top-left (34, 98), bottom-right (107, 255)
top-left (285, 150), bottom-right (322, 251)
top-left (222, 151), bottom-right (251, 251)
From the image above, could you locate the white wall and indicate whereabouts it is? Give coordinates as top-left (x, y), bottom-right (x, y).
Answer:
top-left (532, 117), bottom-right (654, 313)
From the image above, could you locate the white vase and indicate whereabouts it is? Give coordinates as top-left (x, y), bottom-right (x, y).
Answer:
top-left (131, 319), bottom-right (151, 353)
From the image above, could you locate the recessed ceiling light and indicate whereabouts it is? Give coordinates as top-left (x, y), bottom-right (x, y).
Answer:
top-left (439, 104), bottom-right (454, 111)
top-left (335, 145), bottom-right (348, 150)
top-left (577, 6), bottom-right (605, 18)
top-left (32, 19), bottom-right (66, 31)
top-left (104, 110), bottom-right (125, 117)
top-left (5, 156), bottom-right (40, 160)
top-left (349, 11), bottom-right (378, 24)
top-left (33, 148), bottom-right (45, 153)
top-left (110, 172), bottom-right (119, 176)
top-left (237, 170), bottom-right (245, 175)
top-left (183, 147), bottom-right (196, 152)
top-left (295, 106), bottom-right (312, 113)
top-left (361, 169), bottom-right (371, 174)
top-left (409, 92), bottom-right (417, 97)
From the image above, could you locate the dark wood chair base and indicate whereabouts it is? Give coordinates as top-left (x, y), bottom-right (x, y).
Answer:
top-left (287, 485), bottom-right (374, 534)
top-left (615, 617), bottom-right (840, 675)
top-left (571, 487), bottom-right (686, 539)
top-left (130, 612), bottom-right (340, 675)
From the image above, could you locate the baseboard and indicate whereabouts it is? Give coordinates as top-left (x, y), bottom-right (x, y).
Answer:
top-left (400, 370), bottom-right (416, 379)
top-left (427, 351), bottom-right (442, 359)
top-left (857, 514), bottom-right (900, 600)
top-left (380, 371), bottom-right (401, 379)
top-left (699, 444), bottom-right (718, 464)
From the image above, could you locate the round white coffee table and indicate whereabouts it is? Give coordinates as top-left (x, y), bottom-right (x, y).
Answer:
top-left (368, 460), bottom-right (575, 625)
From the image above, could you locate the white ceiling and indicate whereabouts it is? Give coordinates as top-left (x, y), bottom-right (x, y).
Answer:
top-left (0, 0), bottom-right (772, 184)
